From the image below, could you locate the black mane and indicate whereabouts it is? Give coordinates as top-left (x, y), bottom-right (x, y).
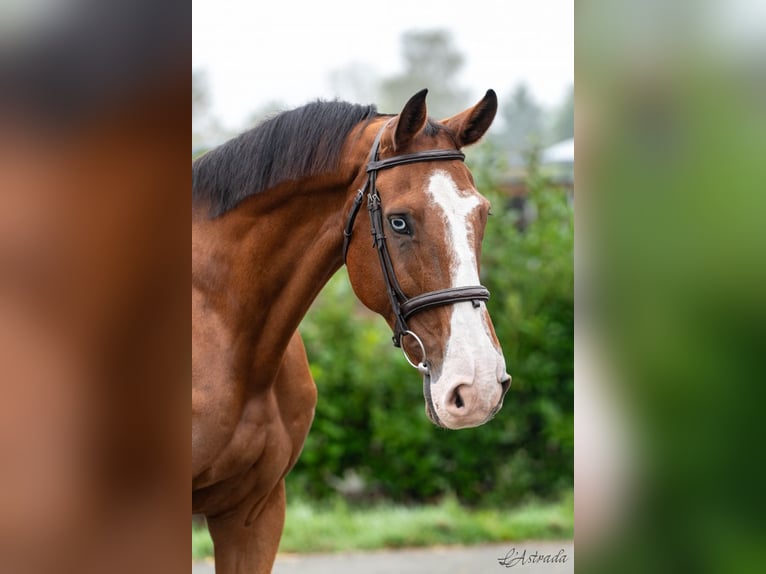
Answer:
top-left (192, 100), bottom-right (379, 217)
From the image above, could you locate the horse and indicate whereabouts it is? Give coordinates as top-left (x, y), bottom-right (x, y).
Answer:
top-left (192, 88), bottom-right (511, 573)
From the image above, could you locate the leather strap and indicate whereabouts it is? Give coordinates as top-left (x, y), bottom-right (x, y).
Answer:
top-left (400, 286), bottom-right (490, 320)
top-left (367, 149), bottom-right (465, 173)
top-left (341, 188), bottom-right (364, 262)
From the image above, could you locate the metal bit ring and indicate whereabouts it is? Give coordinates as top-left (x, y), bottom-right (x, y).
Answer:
top-left (400, 330), bottom-right (429, 375)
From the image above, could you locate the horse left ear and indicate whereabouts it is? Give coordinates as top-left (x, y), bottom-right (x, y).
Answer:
top-left (441, 89), bottom-right (498, 147)
top-left (392, 88), bottom-right (429, 151)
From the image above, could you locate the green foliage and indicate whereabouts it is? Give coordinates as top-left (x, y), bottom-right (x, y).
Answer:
top-left (479, 159), bottom-right (575, 501)
top-left (290, 152), bottom-right (573, 506)
top-left (192, 522), bottom-right (215, 561)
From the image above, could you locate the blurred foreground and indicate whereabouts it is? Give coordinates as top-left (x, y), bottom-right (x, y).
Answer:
top-left (577, 1), bottom-right (766, 572)
top-left (0, 1), bottom-right (187, 573)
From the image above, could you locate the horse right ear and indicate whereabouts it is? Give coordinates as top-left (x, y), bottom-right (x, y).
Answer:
top-left (441, 89), bottom-right (498, 147)
top-left (391, 89), bottom-right (429, 151)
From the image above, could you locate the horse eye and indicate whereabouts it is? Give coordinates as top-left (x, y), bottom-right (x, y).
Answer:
top-left (389, 216), bottom-right (410, 234)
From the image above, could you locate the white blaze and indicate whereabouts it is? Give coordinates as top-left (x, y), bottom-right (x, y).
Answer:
top-left (428, 172), bottom-right (482, 286)
top-left (426, 171), bottom-right (506, 422)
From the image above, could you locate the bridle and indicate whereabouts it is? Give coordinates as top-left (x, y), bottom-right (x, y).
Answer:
top-left (342, 122), bottom-right (491, 376)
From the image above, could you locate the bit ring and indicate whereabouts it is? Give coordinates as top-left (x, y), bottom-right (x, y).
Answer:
top-left (400, 330), bottom-right (429, 375)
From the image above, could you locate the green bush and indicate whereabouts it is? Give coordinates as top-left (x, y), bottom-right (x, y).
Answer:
top-left (290, 155), bottom-right (573, 506)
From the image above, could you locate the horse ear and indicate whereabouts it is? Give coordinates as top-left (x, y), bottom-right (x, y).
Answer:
top-left (441, 89), bottom-right (498, 147)
top-left (392, 89), bottom-right (429, 151)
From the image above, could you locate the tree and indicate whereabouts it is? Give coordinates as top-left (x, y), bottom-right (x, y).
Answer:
top-left (499, 83), bottom-right (545, 165)
top-left (549, 84), bottom-right (574, 142)
top-left (328, 62), bottom-right (380, 105)
top-left (379, 30), bottom-right (468, 118)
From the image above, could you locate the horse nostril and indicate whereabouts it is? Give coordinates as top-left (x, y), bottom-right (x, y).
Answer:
top-left (453, 387), bottom-right (465, 409)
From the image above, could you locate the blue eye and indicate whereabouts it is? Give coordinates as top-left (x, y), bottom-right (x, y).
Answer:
top-left (389, 216), bottom-right (410, 234)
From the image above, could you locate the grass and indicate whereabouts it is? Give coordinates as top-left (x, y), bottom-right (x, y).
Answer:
top-left (192, 491), bottom-right (573, 560)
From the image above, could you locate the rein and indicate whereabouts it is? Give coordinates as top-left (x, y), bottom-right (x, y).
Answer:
top-left (342, 123), bottom-right (490, 375)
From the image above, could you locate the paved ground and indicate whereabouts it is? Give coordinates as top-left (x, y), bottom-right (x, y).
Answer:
top-left (192, 540), bottom-right (573, 573)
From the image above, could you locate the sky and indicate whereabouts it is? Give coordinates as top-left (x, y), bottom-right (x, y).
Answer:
top-left (192, 0), bottom-right (573, 131)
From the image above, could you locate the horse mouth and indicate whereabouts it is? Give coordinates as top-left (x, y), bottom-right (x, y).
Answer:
top-left (487, 377), bottom-right (511, 419)
top-left (500, 375), bottom-right (512, 398)
top-left (422, 372), bottom-right (445, 428)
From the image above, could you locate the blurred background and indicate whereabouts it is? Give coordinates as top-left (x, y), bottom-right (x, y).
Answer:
top-left (577, 1), bottom-right (766, 572)
top-left (192, 0), bottom-right (574, 562)
top-left (192, 0), bottom-right (573, 147)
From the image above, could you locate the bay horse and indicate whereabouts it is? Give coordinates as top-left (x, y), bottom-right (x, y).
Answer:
top-left (192, 89), bottom-right (511, 573)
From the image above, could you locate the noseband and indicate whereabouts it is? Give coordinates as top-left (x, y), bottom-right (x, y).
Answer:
top-left (342, 123), bottom-right (490, 374)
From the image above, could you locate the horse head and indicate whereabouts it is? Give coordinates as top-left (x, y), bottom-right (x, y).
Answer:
top-left (344, 89), bottom-right (511, 429)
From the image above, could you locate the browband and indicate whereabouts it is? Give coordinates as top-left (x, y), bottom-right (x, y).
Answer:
top-left (367, 149), bottom-right (465, 172)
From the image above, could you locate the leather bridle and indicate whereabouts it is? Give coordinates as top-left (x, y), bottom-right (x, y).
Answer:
top-left (342, 122), bottom-right (491, 375)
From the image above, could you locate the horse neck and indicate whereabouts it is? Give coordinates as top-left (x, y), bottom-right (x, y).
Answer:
top-left (192, 174), bottom-right (352, 381)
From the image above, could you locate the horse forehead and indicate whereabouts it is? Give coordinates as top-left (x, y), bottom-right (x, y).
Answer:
top-left (426, 170), bottom-right (482, 218)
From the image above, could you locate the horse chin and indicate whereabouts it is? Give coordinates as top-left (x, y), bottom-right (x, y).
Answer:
top-left (432, 412), bottom-right (493, 430)
top-left (424, 408), bottom-right (445, 428)
top-left (423, 391), bottom-right (495, 430)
